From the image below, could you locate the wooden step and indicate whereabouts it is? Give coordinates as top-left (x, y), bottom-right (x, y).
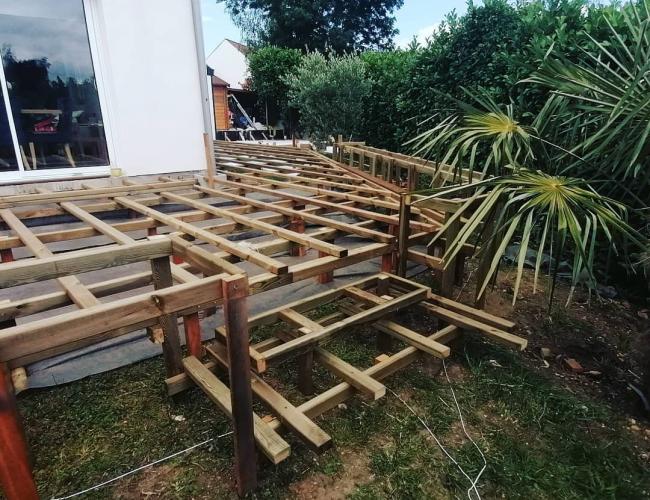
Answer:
top-left (182, 356), bottom-right (290, 464)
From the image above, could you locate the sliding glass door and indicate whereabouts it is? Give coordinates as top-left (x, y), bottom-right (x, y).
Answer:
top-left (0, 0), bottom-right (109, 176)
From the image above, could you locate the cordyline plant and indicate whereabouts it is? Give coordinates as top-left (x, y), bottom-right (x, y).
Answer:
top-left (415, 171), bottom-right (644, 306)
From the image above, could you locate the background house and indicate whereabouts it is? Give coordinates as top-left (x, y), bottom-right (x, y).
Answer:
top-left (0, 0), bottom-right (212, 185)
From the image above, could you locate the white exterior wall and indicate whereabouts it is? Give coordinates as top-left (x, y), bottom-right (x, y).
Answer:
top-left (89, 0), bottom-right (207, 176)
top-left (206, 40), bottom-right (249, 90)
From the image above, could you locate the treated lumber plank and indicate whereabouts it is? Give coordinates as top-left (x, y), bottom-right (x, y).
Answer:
top-left (151, 256), bottom-right (183, 376)
top-left (0, 208), bottom-right (99, 308)
top-left (220, 274), bottom-right (259, 493)
top-left (182, 356), bottom-right (290, 464)
top-left (314, 348), bottom-right (385, 400)
top-left (0, 239), bottom-right (171, 288)
top-left (340, 302), bottom-right (450, 359)
top-left (260, 287), bottom-right (428, 364)
top-left (114, 196), bottom-right (285, 274)
top-left (271, 319), bottom-right (386, 400)
top-left (170, 235), bottom-right (243, 276)
top-left (419, 302), bottom-right (526, 350)
top-left (162, 191), bottom-right (347, 257)
top-left (0, 179), bottom-right (196, 207)
top-left (209, 174), bottom-right (437, 233)
top-left (296, 325), bottom-right (460, 421)
top-left (197, 184), bottom-right (395, 243)
top-left (59, 201), bottom-right (133, 245)
top-left (425, 292), bottom-right (515, 331)
top-left (206, 344), bottom-right (332, 452)
top-left (0, 274), bottom-right (226, 367)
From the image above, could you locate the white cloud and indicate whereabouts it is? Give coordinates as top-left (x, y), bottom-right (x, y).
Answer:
top-left (396, 23), bottom-right (439, 49)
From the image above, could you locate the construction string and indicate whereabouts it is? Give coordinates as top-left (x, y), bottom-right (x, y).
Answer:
top-left (388, 359), bottom-right (487, 500)
top-left (50, 431), bottom-right (234, 500)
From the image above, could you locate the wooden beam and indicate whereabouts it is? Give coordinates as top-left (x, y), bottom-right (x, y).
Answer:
top-left (162, 191), bottom-right (348, 257)
top-left (0, 208), bottom-right (100, 308)
top-left (151, 256), bottom-right (183, 377)
top-left (418, 302), bottom-right (527, 350)
top-left (114, 196), bottom-right (288, 275)
top-left (182, 356), bottom-right (289, 468)
top-left (206, 344), bottom-right (332, 453)
top-left (0, 239), bottom-right (171, 288)
top-left (221, 275), bottom-right (259, 493)
top-left (0, 274), bottom-right (226, 367)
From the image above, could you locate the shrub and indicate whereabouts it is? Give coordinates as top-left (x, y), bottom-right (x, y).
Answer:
top-left (286, 52), bottom-right (370, 144)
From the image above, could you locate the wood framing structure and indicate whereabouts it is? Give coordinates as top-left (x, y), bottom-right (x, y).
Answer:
top-left (0, 141), bottom-right (519, 498)
top-left (166, 273), bottom-right (524, 469)
top-left (333, 140), bottom-right (482, 190)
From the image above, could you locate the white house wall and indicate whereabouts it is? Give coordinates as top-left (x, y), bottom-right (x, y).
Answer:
top-left (91, 0), bottom-right (206, 176)
top-left (206, 40), bottom-right (248, 90)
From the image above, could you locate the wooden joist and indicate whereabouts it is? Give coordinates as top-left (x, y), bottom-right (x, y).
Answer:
top-left (206, 345), bottom-right (332, 452)
top-left (182, 356), bottom-right (290, 464)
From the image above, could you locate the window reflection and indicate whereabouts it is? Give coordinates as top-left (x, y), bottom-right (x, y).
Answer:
top-left (0, 85), bottom-right (18, 171)
top-left (0, 0), bottom-right (109, 170)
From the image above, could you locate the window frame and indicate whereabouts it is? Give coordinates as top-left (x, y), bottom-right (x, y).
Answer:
top-left (0, 0), bottom-right (115, 184)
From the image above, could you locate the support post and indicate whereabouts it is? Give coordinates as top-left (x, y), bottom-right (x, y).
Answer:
top-left (397, 194), bottom-right (411, 278)
top-left (150, 256), bottom-right (183, 376)
top-left (440, 212), bottom-right (461, 297)
top-left (297, 350), bottom-right (314, 395)
top-left (0, 362), bottom-right (39, 500)
top-left (147, 227), bottom-right (158, 237)
top-left (0, 249), bottom-right (14, 263)
top-left (289, 205), bottom-right (306, 257)
top-left (222, 275), bottom-right (257, 496)
top-left (375, 276), bottom-right (393, 353)
top-left (184, 313), bottom-right (203, 358)
top-left (317, 250), bottom-right (334, 283)
top-left (204, 132), bottom-right (215, 189)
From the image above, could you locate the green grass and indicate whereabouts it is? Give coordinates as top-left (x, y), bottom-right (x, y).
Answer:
top-left (14, 334), bottom-right (650, 499)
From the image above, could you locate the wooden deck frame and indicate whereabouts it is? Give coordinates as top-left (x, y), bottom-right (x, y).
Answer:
top-left (0, 141), bottom-right (511, 498)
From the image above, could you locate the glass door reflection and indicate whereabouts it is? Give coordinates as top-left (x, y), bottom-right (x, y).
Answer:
top-left (0, 0), bottom-right (109, 170)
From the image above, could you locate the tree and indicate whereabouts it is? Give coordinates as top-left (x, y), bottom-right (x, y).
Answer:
top-left (247, 46), bottom-right (302, 127)
top-left (286, 52), bottom-right (370, 144)
top-left (219, 0), bottom-right (404, 52)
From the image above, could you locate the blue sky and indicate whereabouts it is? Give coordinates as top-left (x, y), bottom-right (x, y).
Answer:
top-left (200, 0), bottom-right (475, 53)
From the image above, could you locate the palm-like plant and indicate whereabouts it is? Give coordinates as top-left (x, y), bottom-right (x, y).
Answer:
top-left (526, 0), bottom-right (650, 203)
top-left (415, 171), bottom-right (644, 305)
top-left (406, 89), bottom-right (538, 179)
top-left (407, 3), bottom-right (649, 305)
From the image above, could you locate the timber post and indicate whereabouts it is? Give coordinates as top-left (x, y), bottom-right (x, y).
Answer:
top-left (222, 275), bottom-right (257, 496)
top-left (183, 313), bottom-right (203, 358)
top-left (397, 193), bottom-right (411, 278)
top-left (0, 362), bottom-right (39, 500)
top-left (150, 256), bottom-right (184, 376)
top-left (440, 211), bottom-right (461, 297)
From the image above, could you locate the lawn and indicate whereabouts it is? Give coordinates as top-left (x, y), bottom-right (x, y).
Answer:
top-left (13, 271), bottom-right (650, 499)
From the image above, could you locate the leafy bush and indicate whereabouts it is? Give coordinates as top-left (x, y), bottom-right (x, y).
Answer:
top-left (286, 52), bottom-right (370, 144)
top-left (247, 46), bottom-right (302, 127)
top-left (359, 50), bottom-right (416, 151)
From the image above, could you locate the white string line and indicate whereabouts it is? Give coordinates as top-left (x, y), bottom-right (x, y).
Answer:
top-left (51, 431), bottom-right (233, 500)
top-left (442, 359), bottom-right (487, 500)
top-left (388, 358), bottom-right (487, 500)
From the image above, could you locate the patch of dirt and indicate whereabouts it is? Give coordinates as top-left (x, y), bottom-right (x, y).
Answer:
top-left (453, 265), bottom-right (650, 426)
top-left (288, 448), bottom-right (373, 500)
top-left (113, 464), bottom-right (182, 499)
